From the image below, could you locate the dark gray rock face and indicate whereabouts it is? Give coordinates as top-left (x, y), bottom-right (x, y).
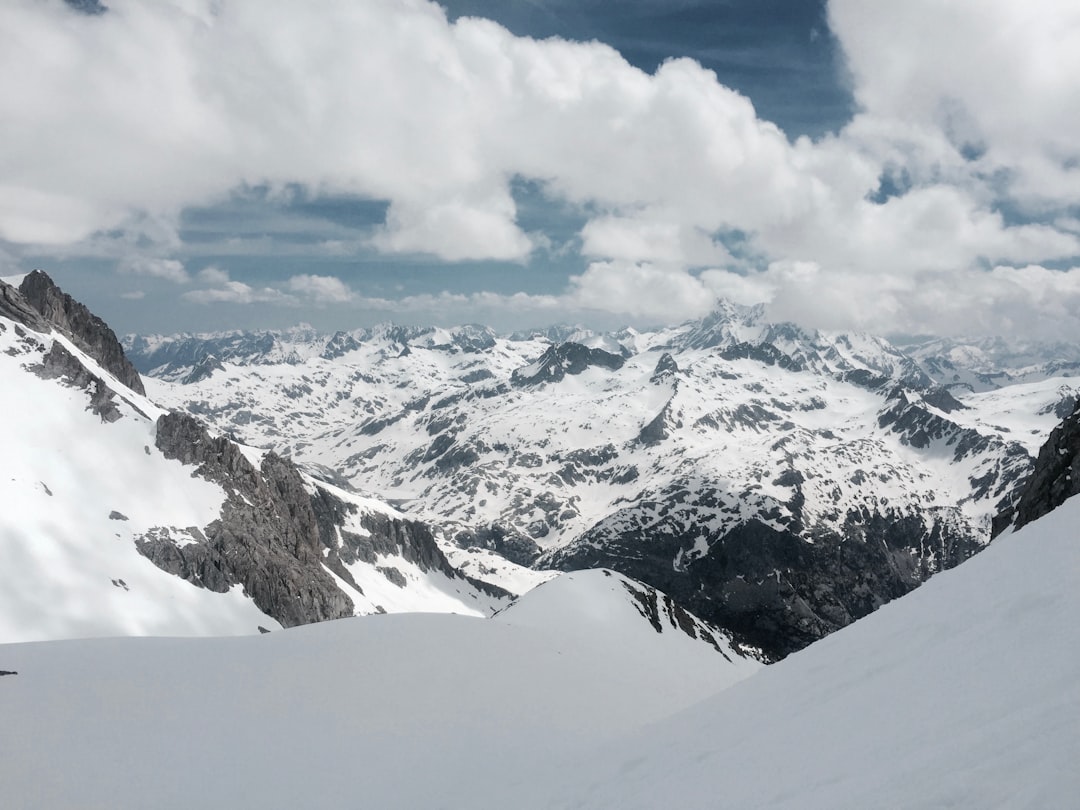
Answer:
top-left (637, 398), bottom-right (680, 446)
top-left (19, 270), bottom-right (145, 395)
top-left (34, 341), bottom-right (124, 422)
top-left (0, 280), bottom-right (50, 333)
top-left (649, 352), bottom-right (679, 384)
top-left (511, 342), bottom-right (625, 386)
top-left (719, 341), bottom-right (804, 371)
top-left (616, 575), bottom-right (759, 661)
top-left (142, 411), bottom-right (471, 627)
top-left (143, 412), bottom-right (354, 627)
top-left (181, 354), bottom-right (224, 384)
top-left (452, 523), bottom-right (541, 567)
top-left (994, 400), bottom-right (1080, 536)
top-left (321, 330), bottom-right (363, 360)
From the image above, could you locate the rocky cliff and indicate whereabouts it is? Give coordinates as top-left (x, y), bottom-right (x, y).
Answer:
top-left (19, 269), bottom-right (146, 395)
top-left (993, 399), bottom-right (1080, 536)
top-left (142, 411), bottom-right (483, 627)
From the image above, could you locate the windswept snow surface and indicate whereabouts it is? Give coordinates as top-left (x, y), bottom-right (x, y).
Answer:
top-left (0, 570), bottom-right (759, 810)
top-left (2, 503), bottom-right (1077, 808)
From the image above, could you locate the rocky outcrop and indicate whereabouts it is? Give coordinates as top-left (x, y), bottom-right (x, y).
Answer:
top-left (618, 576), bottom-right (760, 661)
top-left (636, 398), bottom-right (680, 446)
top-left (142, 412), bottom-right (354, 627)
top-left (0, 280), bottom-right (50, 333)
top-left (543, 492), bottom-right (980, 662)
top-left (993, 399), bottom-right (1080, 536)
top-left (19, 270), bottom-right (145, 395)
top-left (453, 325), bottom-right (497, 353)
top-left (719, 341), bottom-right (804, 371)
top-left (452, 523), bottom-right (541, 567)
top-left (511, 342), bottom-right (625, 386)
top-left (321, 330), bottom-right (363, 360)
top-left (34, 341), bottom-right (123, 422)
top-left (181, 354), bottom-right (224, 384)
top-left (649, 352), bottom-right (679, 384)
top-left (143, 411), bottom-right (474, 627)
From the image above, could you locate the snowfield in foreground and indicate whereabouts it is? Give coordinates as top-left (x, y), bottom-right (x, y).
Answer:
top-left (0, 569), bottom-right (759, 809)
top-left (2, 498), bottom-right (1078, 809)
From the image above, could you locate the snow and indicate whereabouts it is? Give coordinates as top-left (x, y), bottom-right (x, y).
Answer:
top-left (538, 497), bottom-right (1080, 809)
top-left (142, 323), bottom-right (1053, 576)
top-left (0, 570), bottom-right (759, 810)
top-left (1, 496), bottom-right (1076, 808)
top-left (443, 543), bottom-right (558, 594)
top-left (0, 312), bottom-right (503, 641)
top-left (0, 321), bottom-right (276, 642)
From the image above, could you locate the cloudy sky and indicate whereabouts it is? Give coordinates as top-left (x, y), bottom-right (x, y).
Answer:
top-left (2, 0), bottom-right (1080, 339)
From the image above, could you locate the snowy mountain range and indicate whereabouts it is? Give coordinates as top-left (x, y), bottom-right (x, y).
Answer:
top-left (0, 272), bottom-right (535, 642)
top-left (124, 305), bottom-right (1078, 658)
top-left (2, 269), bottom-right (1078, 806)
top-left (3, 407), bottom-right (1078, 808)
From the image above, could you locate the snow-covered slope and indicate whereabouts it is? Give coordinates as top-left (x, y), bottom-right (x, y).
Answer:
top-left (0, 569), bottom-right (761, 810)
top-left (0, 275), bottom-right (505, 643)
top-left (0, 300), bottom-right (277, 640)
top-left (538, 496), bottom-right (1080, 810)
top-left (129, 307), bottom-right (1078, 657)
top-left (1, 495), bottom-right (1075, 809)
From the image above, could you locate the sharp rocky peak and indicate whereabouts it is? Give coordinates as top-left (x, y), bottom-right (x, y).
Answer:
top-left (18, 270), bottom-right (145, 395)
top-left (511, 341), bottom-right (625, 386)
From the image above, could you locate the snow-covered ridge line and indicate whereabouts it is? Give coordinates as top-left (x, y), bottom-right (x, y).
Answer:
top-left (125, 302), bottom-right (1080, 391)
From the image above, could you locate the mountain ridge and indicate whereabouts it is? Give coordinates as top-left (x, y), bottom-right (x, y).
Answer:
top-left (0, 276), bottom-right (520, 642)
top-left (125, 305), bottom-right (1079, 659)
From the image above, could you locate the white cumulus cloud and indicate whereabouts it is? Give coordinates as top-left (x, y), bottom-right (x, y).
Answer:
top-left (0, 0), bottom-right (1078, 338)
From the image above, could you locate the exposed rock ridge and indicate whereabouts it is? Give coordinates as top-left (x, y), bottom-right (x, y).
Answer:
top-left (144, 411), bottom-right (473, 627)
top-left (878, 390), bottom-right (1031, 511)
top-left (35, 341), bottom-right (124, 423)
top-left (143, 411), bottom-right (354, 627)
top-left (0, 279), bottom-right (50, 333)
top-left (993, 399), bottom-right (1080, 535)
top-left (618, 577), bottom-right (762, 662)
top-left (19, 270), bottom-right (145, 395)
top-left (511, 342), bottom-right (624, 386)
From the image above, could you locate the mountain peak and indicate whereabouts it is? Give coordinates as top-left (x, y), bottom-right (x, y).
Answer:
top-left (18, 269), bottom-right (145, 395)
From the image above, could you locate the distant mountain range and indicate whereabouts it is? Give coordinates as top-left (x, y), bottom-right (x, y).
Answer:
top-left (122, 298), bottom-right (1079, 658)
